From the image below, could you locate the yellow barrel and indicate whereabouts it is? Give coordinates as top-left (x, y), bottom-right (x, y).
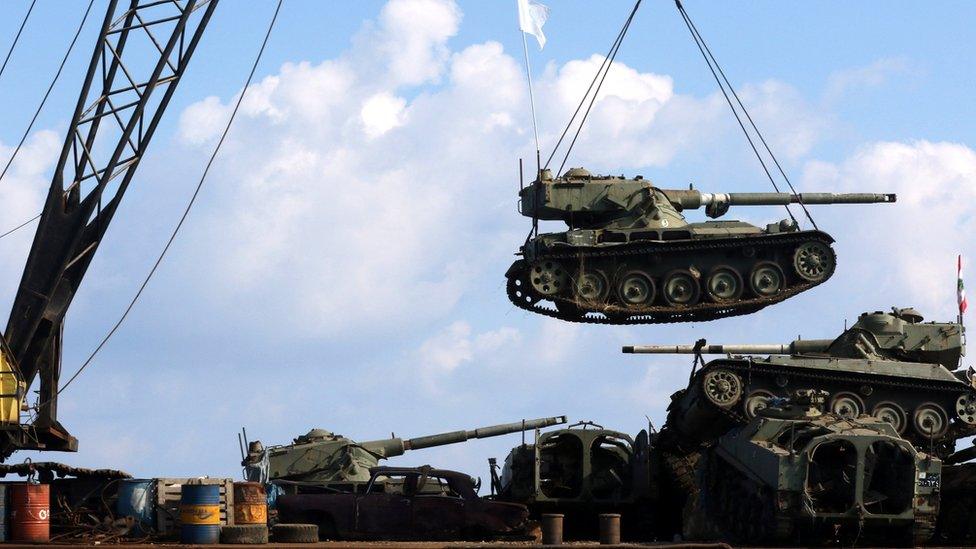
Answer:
top-left (233, 482), bottom-right (267, 525)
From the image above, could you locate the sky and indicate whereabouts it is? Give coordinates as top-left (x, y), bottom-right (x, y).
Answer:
top-left (0, 0), bottom-right (974, 485)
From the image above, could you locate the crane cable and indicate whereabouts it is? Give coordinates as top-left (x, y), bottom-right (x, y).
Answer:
top-left (0, 0), bottom-right (97, 188)
top-left (0, 0), bottom-right (37, 83)
top-left (52, 0), bottom-right (285, 397)
top-left (675, 0), bottom-right (817, 229)
top-left (544, 0), bottom-right (641, 174)
top-left (545, 0), bottom-right (642, 177)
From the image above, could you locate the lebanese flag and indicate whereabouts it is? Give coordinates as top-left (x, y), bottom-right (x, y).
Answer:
top-left (959, 255), bottom-right (968, 315)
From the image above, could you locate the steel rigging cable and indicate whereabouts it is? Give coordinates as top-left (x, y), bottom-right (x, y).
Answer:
top-left (0, 0), bottom-right (37, 83)
top-left (55, 0), bottom-right (285, 396)
top-left (674, 0), bottom-right (816, 229)
top-left (546, 0), bottom-right (642, 176)
top-left (0, 0), bottom-right (97, 187)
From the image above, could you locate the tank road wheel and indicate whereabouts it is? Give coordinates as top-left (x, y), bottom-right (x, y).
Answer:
top-left (573, 269), bottom-right (609, 305)
top-left (792, 241), bottom-right (835, 282)
top-left (748, 262), bottom-right (784, 297)
top-left (913, 403), bottom-right (949, 438)
top-left (872, 401), bottom-right (907, 433)
top-left (662, 269), bottom-right (701, 306)
top-left (529, 260), bottom-right (568, 296)
top-left (705, 266), bottom-right (743, 303)
top-left (743, 390), bottom-right (775, 419)
top-left (829, 392), bottom-right (865, 418)
top-left (702, 369), bottom-right (743, 408)
top-left (956, 393), bottom-right (976, 425)
top-left (616, 270), bottom-right (656, 308)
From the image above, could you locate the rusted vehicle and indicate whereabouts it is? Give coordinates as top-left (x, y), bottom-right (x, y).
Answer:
top-left (276, 466), bottom-right (535, 541)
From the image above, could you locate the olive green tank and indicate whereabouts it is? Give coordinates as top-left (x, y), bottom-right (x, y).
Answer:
top-left (244, 416), bottom-right (566, 492)
top-left (489, 421), bottom-right (658, 539)
top-left (625, 307), bottom-right (976, 459)
top-left (507, 168), bottom-right (896, 324)
top-left (685, 390), bottom-right (940, 546)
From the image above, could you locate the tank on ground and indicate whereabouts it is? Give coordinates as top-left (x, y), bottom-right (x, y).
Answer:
top-left (685, 390), bottom-right (940, 546)
top-left (244, 416), bottom-right (567, 492)
top-left (488, 420), bottom-right (660, 539)
top-left (625, 307), bottom-right (976, 459)
top-left (507, 167), bottom-right (895, 324)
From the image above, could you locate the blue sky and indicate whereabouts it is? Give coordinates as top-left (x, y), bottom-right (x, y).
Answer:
top-left (0, 0), bottom-right (974, 484)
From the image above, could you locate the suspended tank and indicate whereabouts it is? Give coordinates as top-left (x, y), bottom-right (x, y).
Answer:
top-left (507, 168), bottom-right (895, 324)
top-left (244, 416), bottom-right (567, 492)
top-left (624, 307), bottom-right (976, 459)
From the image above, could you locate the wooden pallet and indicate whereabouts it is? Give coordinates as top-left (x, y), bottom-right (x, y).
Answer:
top-left (154, 477), bottom-right (235, 535)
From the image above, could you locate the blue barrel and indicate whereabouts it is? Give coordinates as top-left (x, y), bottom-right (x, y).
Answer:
top-left (0, 483), bottom-right (8, 542)
top-left (179, 484), bottom-right (220, 544)
top-left (116, 479), bottom-right (154, 535)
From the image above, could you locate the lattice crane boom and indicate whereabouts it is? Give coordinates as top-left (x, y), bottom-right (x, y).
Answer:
top-left (1, 0), bottom-right (218, 459)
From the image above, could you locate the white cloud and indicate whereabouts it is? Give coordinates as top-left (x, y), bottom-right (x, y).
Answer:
top-left (0, 131), bottom-right (62, 307)
top-left (414, 321), bottom-right (521, 393)
top-left (804, 140), bottom-right (976, 317)
top-left (360, 92), bottom-right (408, 138)
top-left (825, 57), bottom-right (910, 102)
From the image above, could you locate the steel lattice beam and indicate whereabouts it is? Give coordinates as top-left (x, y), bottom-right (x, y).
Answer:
top-left (1, 0), bottom-right (218, 458)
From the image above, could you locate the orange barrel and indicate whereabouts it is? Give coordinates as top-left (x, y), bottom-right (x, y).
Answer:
top-left (9, 483), bottom-right (49, 542)
top-left (233, 482), bottom-right (267, 525)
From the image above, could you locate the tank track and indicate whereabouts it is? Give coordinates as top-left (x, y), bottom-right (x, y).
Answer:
top-left (686, 358), bottom-right (976, 457)
top-left (699, 449), bottom-right (793, 544)
top-left (506, 232), bottom-right (833, 325)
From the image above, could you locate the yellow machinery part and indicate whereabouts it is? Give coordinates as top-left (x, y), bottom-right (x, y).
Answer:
top-left (0, 350), bottom-right (23, 424)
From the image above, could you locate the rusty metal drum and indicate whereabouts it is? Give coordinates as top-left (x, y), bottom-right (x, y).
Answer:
top-left (233, 482), bottom-right (267, 525)
top-left (179, 483), bottom-right (220, 544)
top-left (9, 483), bottom-right (49, 542)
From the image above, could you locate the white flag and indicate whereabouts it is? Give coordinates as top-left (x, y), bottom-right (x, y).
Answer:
top-left (518, 0), bottom-right (550, 49)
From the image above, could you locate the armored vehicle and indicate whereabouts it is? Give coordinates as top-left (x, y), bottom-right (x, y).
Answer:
top-left (687, 390), bottom-right (941, 545)
top-left (488, 421), bottom-right (658, 539)
top-left (244, 416), bottom-right (566, 492)
top-left (507, 168), bottom-right (895, 324)
top-left (625, 307), bottom-right (976, 458)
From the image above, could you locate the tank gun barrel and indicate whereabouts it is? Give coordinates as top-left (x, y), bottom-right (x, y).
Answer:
top-left (668, 191), bottom-right (896, 209)
top-left (363, 416), bottom-right (568, 457)
top-left (622, 340), bottom-right (833, 355)
top-left (403, 416), bottom-right (567, 450)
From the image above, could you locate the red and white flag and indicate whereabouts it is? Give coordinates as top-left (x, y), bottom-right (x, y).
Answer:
top-left (959, 255), bottom-right (968, 315)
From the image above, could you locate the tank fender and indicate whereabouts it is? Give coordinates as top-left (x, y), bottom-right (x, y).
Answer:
top-left (505, 259), bottom-right (527, 279)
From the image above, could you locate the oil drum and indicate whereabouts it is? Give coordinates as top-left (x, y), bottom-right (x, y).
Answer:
top-left (9, 483), bottom-right (49, 542)
top-left (179, 483), bottom-right (220, 544)
top-left (233, 482), bottom-right (267, 524)
top-left (117, 479), bottom-right (155, 535)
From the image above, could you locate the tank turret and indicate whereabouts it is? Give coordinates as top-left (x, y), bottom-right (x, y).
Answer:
top-left (624, 308), bottom-right (976, 459)
top-left (507, 168), bottom-right (896, 324)
top-left (245, 416), bottom-right (567, 487)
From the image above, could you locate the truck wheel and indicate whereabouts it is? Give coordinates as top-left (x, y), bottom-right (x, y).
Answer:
top-left (272, 523), bottom-right (319, 543)
top-left (220, 525), bottom-right (268, 545)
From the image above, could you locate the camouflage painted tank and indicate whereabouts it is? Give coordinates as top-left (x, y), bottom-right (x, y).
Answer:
top-left (507, 168), bottom-right (895, 324)
top-left (625, 307), bottom-right (976, 458)
top-left (243, 416), bottom-right (566, 492)
top-left (686, 390), bottom-right (940, 546)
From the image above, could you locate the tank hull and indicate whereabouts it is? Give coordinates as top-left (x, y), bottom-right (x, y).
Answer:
top-left (663, 356), bottom-right (976, 458)
top-left (506, 228), bottom-right (835, 324)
